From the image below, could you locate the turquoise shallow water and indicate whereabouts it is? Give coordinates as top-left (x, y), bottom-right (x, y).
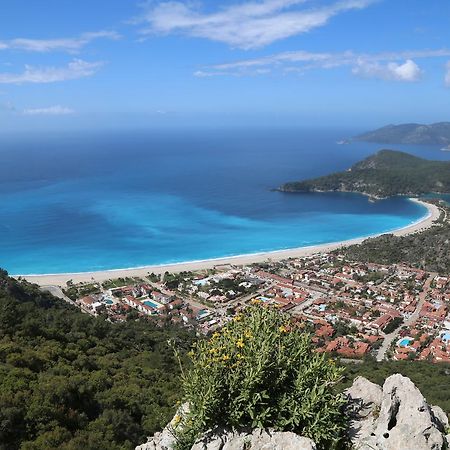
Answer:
top-left (0, 128), bottom-right (446, 275)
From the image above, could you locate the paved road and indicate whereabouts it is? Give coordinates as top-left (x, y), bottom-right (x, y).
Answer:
top-left (376, 273), bottom-right (435, 361)
top-left (42, 285), bottom-right (74, 304)
top-left (41, 285), bottom-right (94, 315)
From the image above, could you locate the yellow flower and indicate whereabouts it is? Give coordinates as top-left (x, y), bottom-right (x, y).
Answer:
top-left (279, 325), bottom-right (288, 333)
top-left (173, 415), bottom-right (181, 426)
top-left (222, 355), bottom-right (230, 361)
top-left (236, 339), bottom-right (245, 348)
top-left (188, 350), bottom-right (195, 357)
top-left (234, 315), bottom-right (242, 322)
top-left (244, 331), bottom-right (253, 339)
top-left (251, 298), bottom-right (260, 305)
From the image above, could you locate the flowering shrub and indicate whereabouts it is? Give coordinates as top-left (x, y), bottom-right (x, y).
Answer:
top-left (173, 306), bottom-right (346, 449)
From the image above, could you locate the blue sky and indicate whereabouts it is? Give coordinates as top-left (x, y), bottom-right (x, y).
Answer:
top-left (1, 0), bottom-right (450, 130)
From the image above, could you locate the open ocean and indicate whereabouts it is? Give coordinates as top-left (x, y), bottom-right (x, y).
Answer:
top-left (0, 127), bottom-right (448, 275)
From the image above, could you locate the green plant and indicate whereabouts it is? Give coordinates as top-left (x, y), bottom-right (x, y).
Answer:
top-left (173, 306), bottom-right (346, 449)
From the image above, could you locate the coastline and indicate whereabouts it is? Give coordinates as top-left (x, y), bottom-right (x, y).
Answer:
top-left (19, 199), bottom-right (440, 287)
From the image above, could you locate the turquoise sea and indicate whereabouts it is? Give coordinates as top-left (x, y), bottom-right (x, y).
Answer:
top-left (0, 128), bottom-right (448, 275)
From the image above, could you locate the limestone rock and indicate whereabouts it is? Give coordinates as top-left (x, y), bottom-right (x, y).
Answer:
top-left (431, 405), bottom-right (449, 430)
top-left (346, 374), bottom-right (448, 450)
top-left (136, 403), bottom-right (188, 450)
top-left (191, 428), bottom-right (316, 450)
top-left (135, 428), bottom-right (175, 450)
top-left (346, 376), bottom-right (383, 443)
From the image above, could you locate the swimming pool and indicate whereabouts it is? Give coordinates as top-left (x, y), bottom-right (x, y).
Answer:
top-left (398, 338), bottom-right (413, 347)
top-left (441, 332), bottom-right (450, 343)
top-left (143, 300), bottom-right (160, 309)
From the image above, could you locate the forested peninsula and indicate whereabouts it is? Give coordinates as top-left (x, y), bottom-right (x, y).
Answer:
top-left (279, 150), bottom-right (450, 199)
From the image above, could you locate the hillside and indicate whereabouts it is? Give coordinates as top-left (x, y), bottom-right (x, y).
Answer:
top-left (340, 200), bottom-right (450, 273)
top-left (355, 122), bottom-right (450, 146)
top-left (0, 270), bottom-right (194, 450)
top-left (279, 150), bottom-right (450, 198)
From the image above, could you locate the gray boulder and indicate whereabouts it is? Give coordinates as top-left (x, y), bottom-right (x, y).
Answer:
top-left (346, 376), bottom-right (383, 443)
top-left (346, 374), bottom-right (449, 450)
top-left (191, 428), bottom-right (316, 450)
top-left (136, 403), bottom-right (188, 450)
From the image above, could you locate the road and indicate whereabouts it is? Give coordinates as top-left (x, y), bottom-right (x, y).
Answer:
top-left (41, 285), bottom-right (94, 315)
top-left (376, 273), bottom-right (435, 361)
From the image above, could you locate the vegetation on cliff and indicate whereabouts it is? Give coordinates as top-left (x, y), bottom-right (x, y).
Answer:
top-left (280, 150), bottom-right (450, 198)
top-left (0, 270), bottom-right (194, 450)
top-left (172, 306), bottom-right (346, 450)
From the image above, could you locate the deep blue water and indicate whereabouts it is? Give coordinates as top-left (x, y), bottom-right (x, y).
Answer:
top-left (0, 128), bottom-right (448, 275)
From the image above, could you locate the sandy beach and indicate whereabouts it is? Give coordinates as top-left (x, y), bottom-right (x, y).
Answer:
top-left (20, 199), bottom-right (441, 287)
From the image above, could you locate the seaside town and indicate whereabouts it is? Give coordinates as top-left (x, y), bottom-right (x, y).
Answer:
top-left (61, 251), bottom-right (450, 364)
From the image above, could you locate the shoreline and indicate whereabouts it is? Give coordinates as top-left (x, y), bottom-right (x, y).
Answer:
top-left (19, 199), bottom-right (440, 286)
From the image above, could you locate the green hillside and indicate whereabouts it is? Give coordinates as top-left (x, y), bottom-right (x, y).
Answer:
top-left (0, 270), bottom-right (194, 450)
top-left (340, 200), bottom-right (450, 274)
top-left (279, 150), bottom-right (450, 199)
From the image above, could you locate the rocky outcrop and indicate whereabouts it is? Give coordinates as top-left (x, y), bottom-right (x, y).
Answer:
top-left (135, 425), bottom-right (175, 450)
top-left (136, 404), bottom-right (189, 450)
top-left (137, 427), bottom-right (316, 450)
top-left (346, 374), bottom-right (449, 450)
top-left (191, 428), bottom-right (316, 450)
top-left (137, 374), bottom-right (449, 450)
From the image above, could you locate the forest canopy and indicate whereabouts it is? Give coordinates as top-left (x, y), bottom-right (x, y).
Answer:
top-left (0, 271), bottom-right (195, 450)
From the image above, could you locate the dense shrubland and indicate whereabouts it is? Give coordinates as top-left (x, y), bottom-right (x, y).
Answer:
top-left (0, 270), bottom-right (195, 450)
top-left (341, 202), bottom-right (450, 273)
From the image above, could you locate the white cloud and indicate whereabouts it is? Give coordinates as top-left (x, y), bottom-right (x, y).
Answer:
top-left (352, 59), bottom-right (422, 82)
top-left (0, 59), bottom-right (104, 84)
top-left (0, 31), bottom-right (120, 53)
top-left (138, 0), bottom-right (376, 49)
top-left (195, 49), bottom-right (450, 81)
top-left (445, 61), bottom-right (450, 87)
top-left (23, 105), bottom-right (75, 116)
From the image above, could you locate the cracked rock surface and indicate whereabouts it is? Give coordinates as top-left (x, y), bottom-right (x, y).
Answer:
top-left (346, 374), bottom-right (449, 450)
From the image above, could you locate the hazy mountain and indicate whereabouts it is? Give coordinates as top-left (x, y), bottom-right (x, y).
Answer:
top-left (355, 123), bottom-right (450, 146)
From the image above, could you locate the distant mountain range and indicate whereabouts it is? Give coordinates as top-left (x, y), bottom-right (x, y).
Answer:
top-left (279, 149), bottom-right (450, 199)
top-left (355, 122), bottom-right (450, 148)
